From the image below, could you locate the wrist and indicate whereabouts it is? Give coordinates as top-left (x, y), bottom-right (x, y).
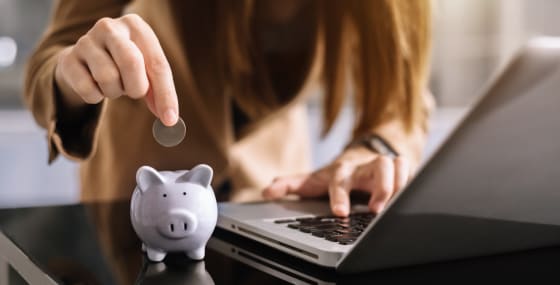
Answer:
top-left (335, 145), bottom-right (379, 166)
top-left (345, 133), bottom-right (399, 158)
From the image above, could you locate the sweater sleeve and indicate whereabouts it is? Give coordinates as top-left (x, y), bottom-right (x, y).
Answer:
top-left (23, 0), bottom-right (130, 163)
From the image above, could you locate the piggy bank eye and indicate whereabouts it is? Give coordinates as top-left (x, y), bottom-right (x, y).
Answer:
top-left (182, 192), bottom-right (186, 196)
top-left (163, 194), bottom-right (167, 198)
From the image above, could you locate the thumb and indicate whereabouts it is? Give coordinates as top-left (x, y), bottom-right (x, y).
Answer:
top-left (263, 173), bottom-right (326, 199)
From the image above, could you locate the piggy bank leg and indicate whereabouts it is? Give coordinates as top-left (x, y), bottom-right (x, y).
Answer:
top-left (146, 247), bottom-right (167, 262)
top-left (187, 247), bottom-right (205, 260)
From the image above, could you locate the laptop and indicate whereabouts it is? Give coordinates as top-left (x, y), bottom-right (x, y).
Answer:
top-left (208, 229), bottom-right (337, 285)
top-left (217, 37), bottom-right (560, 273)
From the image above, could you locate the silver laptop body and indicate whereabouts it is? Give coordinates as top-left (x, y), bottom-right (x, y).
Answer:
top-left (207, 235), bottom-right (336, 285)
top-left (217, 37), bottom-right (560, 273)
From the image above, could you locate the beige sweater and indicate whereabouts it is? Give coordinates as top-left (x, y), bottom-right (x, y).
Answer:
top-left (24, 0), bottom-right (432, 203)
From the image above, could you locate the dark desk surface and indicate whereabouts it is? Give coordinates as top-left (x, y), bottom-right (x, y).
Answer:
top-left (0, 201), bottom-right (559, 284)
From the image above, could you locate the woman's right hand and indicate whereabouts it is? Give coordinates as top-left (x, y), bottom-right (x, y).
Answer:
top-left (54, 14), bottom-right (178, 126)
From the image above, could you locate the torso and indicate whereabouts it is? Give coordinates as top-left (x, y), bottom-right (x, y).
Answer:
top-left (80, 0), bottom-right (315, 202)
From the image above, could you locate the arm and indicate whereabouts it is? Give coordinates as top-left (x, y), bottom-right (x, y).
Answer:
top-left (263, 91), bottom-right (435, 216)
top-left (24, 0), bottom-right (129, 162)
top-left (24, 0), bottom-right (179, 163)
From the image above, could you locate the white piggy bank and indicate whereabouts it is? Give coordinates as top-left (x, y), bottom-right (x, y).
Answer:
top-left (130, 164), bottom-right (218, 262)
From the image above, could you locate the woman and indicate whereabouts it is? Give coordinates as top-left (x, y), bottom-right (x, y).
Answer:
top-left (24, 0), bottom-right (433, 217)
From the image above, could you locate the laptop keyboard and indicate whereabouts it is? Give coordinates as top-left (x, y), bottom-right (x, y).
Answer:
top-left (273, 212), bottom-right (375, 245)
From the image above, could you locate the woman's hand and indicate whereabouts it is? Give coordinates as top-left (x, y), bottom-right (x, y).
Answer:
top-left (54, 14), bottom-right (178, 126)
top-left (263, 147), bottom-right (412, 217)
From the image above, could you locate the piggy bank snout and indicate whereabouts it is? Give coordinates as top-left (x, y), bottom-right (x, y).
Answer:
top-left (156, 209), bottom-right (198, 239)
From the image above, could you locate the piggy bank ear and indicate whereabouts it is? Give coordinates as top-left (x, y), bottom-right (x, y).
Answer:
top-left (178, 164), bottom-right (213, 188)
top-left (136, 166), bottom-right (165, 192)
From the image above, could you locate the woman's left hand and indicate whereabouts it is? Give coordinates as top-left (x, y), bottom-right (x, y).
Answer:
top-left (262, 147), bottom-right (412, 217)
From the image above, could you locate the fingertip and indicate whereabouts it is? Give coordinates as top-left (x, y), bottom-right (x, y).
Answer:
top-left (332, 203), bottom-right (349, 217)
top-left (369, 200), bottom-right (385, 214)
top-left (162, 108), bottom-right (178, 126)
top-left (262, 180), bottom-right (282, 200)
top-left (262, 191), bottom-right (271, 200)
top-left (328, 182), bottom-right (351, 217)
top-left (262, 186), bottom-right (274, 199)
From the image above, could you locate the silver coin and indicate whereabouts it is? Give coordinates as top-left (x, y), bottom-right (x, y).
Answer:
top-left (152, 117), bottom-right (186, 147)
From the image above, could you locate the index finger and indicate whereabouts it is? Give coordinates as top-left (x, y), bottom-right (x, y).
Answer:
top-left (329, 163), bottom-right (353, 217)
top-left (122, 15), bottom-right (178, 126)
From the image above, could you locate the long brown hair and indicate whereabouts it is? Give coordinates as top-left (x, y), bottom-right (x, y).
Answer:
top-left (176, 0), bottom-right (432, 137)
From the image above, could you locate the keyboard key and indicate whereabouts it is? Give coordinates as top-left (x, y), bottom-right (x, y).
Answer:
top-left (357, 224), bottom-right (370, 229)
top-left (274, 219), bottom-right (295, 224)
top-left (287, 223), bottom-right (301, 229)
top-left (335, 233), bottom-right (360, 239)
top-left (325, 234), bottom-right (343, 242)
top-left (338, 238), bottom-right (357, 245)
top-left (311, 231), bottom-right (328, 238)
top-left (311, 224), bottom-right (340, 230)
top-left (318, 217), bottom-right (338, 223)
top-left (295, 217), bottom-right (316, 222)
top-left (335, 228), bottom-right (362, 235)
top-left (299, 226), bottom-right (317, 233)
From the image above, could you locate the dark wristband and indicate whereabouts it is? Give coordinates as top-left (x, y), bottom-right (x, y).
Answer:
top-left (345, 134), bottom-right (399, 158)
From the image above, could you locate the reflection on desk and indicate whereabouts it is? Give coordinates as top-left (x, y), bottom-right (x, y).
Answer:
top-left (0, 201), bottom-right (560, 284)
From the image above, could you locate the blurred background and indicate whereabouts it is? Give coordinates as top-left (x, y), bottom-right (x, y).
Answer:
top-left (0, 0), bottom-right (558, 207)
